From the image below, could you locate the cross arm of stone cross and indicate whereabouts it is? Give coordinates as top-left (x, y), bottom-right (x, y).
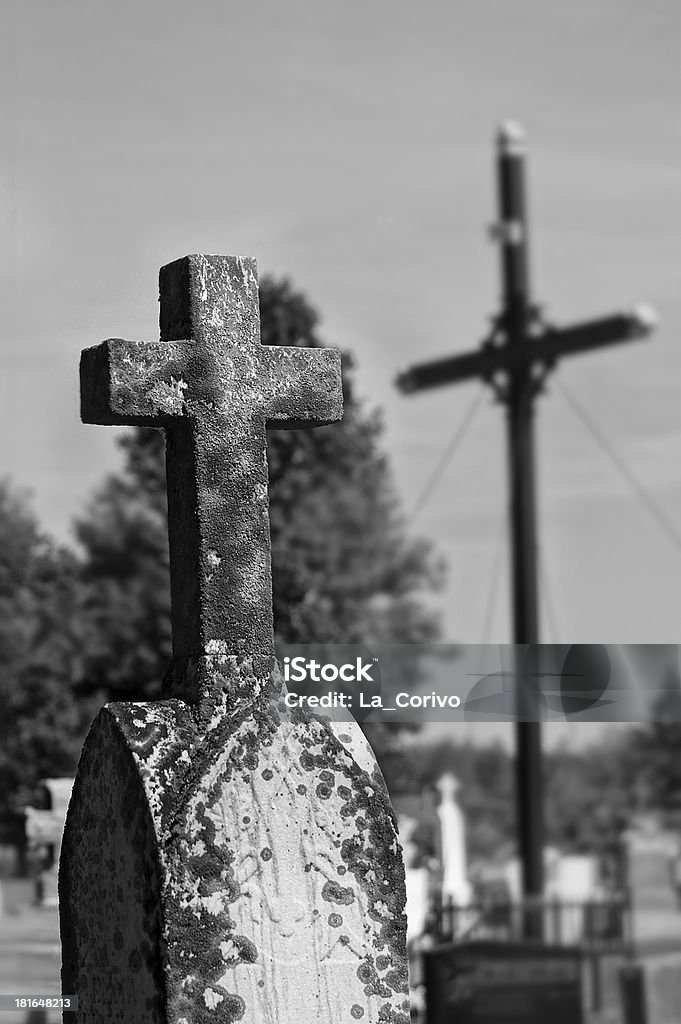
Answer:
top-left (80, 255), bottom-right (342, 673)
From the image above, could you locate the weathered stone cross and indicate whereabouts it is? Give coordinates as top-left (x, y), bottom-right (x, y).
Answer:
top-left (81, 254), bottom-right (340, 684)
top-left (60, 255), bottom-right (409, 1023)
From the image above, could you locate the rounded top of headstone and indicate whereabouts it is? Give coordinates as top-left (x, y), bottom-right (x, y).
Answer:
top-left (41, 778), bottom-right (75, 811)
top-left (436, 772), bottom-right (460, 802)
top-left (497, 120), bottom-right (526, 154)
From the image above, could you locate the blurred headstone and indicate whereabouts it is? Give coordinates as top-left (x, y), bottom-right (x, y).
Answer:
top-left (25, 1010), bottom-right (48, 1024)
top-left (23, 779), bottom-right (74, 907)
top-left (424, 940), bottom-right (584, 1024)
top-left (619, 961), bottom-right (648, 1024)
top-left (397, 815), bottom-right (430, 942)
top-left (625, 814), bottom-right (678, 909)
top-left (436, 773), bottom-right (471, 908)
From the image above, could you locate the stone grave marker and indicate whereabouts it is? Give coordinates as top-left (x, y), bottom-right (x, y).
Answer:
top-left (59, 254), bottom-right (409, 1023)
top-left (24, 778), bottom-right (74, 906)
top-left (436, 773), bottom-right (471, 909)
top-left (424, 940), bottom-right (584, 1024)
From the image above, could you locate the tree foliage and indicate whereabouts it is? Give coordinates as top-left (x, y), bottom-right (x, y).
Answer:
top-left (543, 743), bottom-right (630, 853)
top-left (0, 482), bottom-right (95, 815)
top-left (621, 668), bottom-right (681, 823)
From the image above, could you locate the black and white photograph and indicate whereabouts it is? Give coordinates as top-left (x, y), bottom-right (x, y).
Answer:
top-left (1, 2), bottom-right (679, 1022)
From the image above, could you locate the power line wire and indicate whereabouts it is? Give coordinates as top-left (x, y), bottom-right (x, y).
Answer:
top-left (556, 378), bottom-right (681, 557)
top-left (481, 512), bottom-right (506, 645)
top-left (408, 387), bottom-right (485, 521)
top-left (537, 541), bottom-right (559, 643)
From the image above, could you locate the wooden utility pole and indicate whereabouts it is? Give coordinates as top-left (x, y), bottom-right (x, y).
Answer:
top-left (396, 122), bottom-right (656, 923)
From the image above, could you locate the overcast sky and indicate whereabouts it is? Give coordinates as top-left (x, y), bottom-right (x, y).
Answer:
top-left (3, 1), bottom-right (679, 661)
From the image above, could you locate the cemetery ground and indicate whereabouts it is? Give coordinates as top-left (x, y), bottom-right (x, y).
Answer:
top-left (0, 896), bottom-right (680, 1023)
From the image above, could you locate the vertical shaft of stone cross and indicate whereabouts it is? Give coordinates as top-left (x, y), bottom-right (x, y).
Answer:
top-left (158, 257), bottom-right (276, 669)
top-left (497, 121), bottom-right (545, 926)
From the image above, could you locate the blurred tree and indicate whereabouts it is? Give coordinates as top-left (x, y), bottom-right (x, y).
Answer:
top-left (0, 482), bottom-right (96, 816)
top-left (544, 743), bottom-right (630, 853)
top-left (73, 428), bottom-right (172, 702)
top-left (73, 274), bottom-right (444, 774)
top-left (621, 667), bottom-right (681, 822)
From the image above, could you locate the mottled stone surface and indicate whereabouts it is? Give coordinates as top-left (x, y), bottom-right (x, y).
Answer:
top-left (61, 255), bottom-right (409, 1022)
top-left (61, 664), bottom-right (409, 1022)
top-left (60, 710), bottom-right (165, 1021)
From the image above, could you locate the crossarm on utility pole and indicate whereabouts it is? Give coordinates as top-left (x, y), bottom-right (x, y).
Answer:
top-left (395, 307), bottom-right (656, 395)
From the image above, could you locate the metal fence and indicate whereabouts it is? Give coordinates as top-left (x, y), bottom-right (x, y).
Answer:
top-left (427, 893), bottom-right (634, 956)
